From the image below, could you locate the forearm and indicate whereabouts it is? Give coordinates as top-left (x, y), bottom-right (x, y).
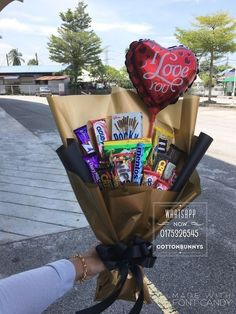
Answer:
top-left (0, 259), bottom-right (76, 314)
top-left (0, 249), bottom-right (105, 314)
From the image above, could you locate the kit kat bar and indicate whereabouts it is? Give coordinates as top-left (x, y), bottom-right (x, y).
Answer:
top-left (171, 132), bottom-right (213, 192)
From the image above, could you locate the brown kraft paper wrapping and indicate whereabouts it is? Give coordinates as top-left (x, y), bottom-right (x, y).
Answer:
top-left (47, 87), bottom-right (201, 303)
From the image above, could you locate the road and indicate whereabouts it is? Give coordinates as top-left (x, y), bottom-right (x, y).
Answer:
top-left (0, 97), bottom-right (235, 314)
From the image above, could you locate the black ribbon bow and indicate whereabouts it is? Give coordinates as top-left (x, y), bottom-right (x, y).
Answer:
top-left (76, 238), bottom-right (156, 314)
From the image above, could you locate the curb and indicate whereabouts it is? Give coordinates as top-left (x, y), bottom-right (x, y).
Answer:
top-left (199, 103), bottom-right (236, 108)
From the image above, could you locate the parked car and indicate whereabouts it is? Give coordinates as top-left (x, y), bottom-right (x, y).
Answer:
top-left (36, 86), bottom-right (52, 97)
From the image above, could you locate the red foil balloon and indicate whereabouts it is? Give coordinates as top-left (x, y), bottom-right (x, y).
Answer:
top-left (125, 39), bottom-right (198, 137)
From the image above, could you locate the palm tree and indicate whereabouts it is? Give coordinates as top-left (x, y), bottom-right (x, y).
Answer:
top-left (7, 49), bottom-right (25, 65)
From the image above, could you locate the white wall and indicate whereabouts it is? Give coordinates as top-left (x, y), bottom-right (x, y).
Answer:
top-left (0, 78), bottom-right (70, 95)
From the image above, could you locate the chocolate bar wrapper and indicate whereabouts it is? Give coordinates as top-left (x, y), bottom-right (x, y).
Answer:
top-left (74, 125), bottom-right (95, 154)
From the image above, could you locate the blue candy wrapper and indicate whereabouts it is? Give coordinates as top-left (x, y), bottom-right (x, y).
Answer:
top-left (132, 142), bottom-right (145, 184)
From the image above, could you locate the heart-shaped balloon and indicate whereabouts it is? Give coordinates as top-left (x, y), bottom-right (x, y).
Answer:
top-left (125, 39), bottom-right (198, 136)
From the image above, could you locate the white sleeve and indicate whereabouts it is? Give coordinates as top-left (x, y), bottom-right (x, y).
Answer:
top-left (0, 259), bottom-right (76, 314)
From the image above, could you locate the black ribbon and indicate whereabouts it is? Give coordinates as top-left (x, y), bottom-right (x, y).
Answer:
top-left (76, 238), bottom-right (156, 314)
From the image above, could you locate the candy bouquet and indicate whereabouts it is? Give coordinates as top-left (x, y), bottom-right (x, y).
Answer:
top-left (48, 40), bottom-right (213, 314)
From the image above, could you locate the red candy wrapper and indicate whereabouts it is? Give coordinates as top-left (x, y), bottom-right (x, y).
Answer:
top-left (142, 169), bottom-right (160, 187)
top-left (155, 178), bottom-right (171, 191)
top-left (91, 118), bottom-right (109, 156)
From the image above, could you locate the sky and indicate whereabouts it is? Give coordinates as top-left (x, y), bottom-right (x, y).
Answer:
top-left (0, 0), bottom-right (236, 69)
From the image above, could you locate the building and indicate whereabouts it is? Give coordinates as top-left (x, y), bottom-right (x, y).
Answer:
top-left (222, 68), bottom-right (236, 96)
top-left (0, 65), bottom-right (70, 95)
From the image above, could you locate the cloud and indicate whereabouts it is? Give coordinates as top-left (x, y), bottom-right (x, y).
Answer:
top-left (160, 36), bottom-right (176, 41)
top-left (155, 36), bottom-right (177, 47)
top-left (0, 42), bottom-right (14, 65)
top-left (34, 25), bottom-right (58, 36)
top-left (0, 18), bottom-right (29, 32)
top-left (0, 42), bottom-right (13, 51)
top-left (92, 22), bottom-right (153, 34)
top-left (5, 11), bottom-right (48, 23)
top-left (0, 17), bottom-right (152, 37)
top-left (0, 18), bottom-right (57, 36)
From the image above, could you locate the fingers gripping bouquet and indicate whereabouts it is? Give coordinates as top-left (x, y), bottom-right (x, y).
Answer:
top-left (48, 40), bottom-right (213, 314)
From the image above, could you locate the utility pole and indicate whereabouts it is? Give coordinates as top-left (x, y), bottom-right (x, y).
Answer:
top-left (233, 67), bottom-right (236, 97)
top-left (225, 56), bottom-right (229, 67)
top-left (6, 54), bottom-right (9, 66)
top-left (35, 53), bottom-right (38, 65)
top-left (103, 46), bottom-right (110, 66)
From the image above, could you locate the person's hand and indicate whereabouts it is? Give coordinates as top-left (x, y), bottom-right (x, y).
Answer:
top-left (70, 247), bottom-right (106, 282)
top-left (83, 247), bottom-right (106, 279)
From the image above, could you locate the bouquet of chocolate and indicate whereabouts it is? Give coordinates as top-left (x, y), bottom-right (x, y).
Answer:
top-left (48, 40), bottom-right (213, 314)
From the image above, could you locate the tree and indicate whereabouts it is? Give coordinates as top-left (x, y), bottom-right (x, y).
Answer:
top-left (7, 48), bottom-right (24, 65)
top-left (200, 72), bottom-right (216, 88)
top-left (199, 59), bottom-right (232, 87)
top-left (199, 59), bottom-right (231, 86)
top-left (27, 58), bottom-right (38, 65)
top-left (103, 65), bottom-right (122, 84)
top-left (88, 63), bottom-right (133, 89)
top-left (119, 66), bottom-right (133, 89)
top-left (87, 61), bottom-right (107, 86)
top-left (48, 1), bottom-right (102, 92)
top-left (175, 12), bottom-right (236, 101)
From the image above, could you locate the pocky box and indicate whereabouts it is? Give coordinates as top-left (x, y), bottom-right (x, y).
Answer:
top-left (112, 112), bottom-right (143, 140)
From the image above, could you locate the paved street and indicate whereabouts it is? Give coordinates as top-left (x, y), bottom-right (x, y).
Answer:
top-left (0, 100), bottom-right (87, 244)
top-left (0, 96), bottom-right (235, 314)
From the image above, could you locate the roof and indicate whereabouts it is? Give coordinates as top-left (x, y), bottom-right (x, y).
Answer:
top-left (35, 75), bottom-right (69, 81)
top-left (218, 68), bottom-right (233, 75)
top-left (0, 65), bottom-right (68, 74)
top-left (223, 76), bottom-right (235, 83)
top-left (0, 75), bottom-right (19, 80)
